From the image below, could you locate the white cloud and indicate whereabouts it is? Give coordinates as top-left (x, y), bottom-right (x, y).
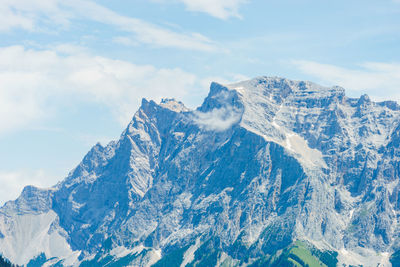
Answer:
top-left (0, 170), bottom-right (56, 206)
top-left (113, 36), bottom-right (140, 47)
top-left (292, 60), bottom-right (400, 101)
top-left (0, 0), bottom-right (72, 32)
top-left (192, 106), bottom-right (242, 131)
top-left (67, 0), bottom-right (217, 51)
top-left (153, 0), bottom-right (248, 19)
top-left (179, 0), bottom-right (247, 19)
top-left (0, 4), bottom-right (33, 31)
top-left (0, 0), bottom-right (217, 51)
top-left (0, 45), bottom-right (200, 134)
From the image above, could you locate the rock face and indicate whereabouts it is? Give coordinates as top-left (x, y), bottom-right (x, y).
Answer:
top-left (1, 77), bottom-right (400, 266)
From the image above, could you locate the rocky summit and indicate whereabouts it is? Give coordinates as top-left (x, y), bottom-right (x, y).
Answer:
top-left (1, 77), bottom-right (400, 266)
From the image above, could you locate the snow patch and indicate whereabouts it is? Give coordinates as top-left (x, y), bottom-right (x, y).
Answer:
top-left (147, 249), bottom-right (162, 266)
top-left (338, 248), bottom-right (391, 267)
top-left (110, 245), bottom-right (145, 259)
top-left (0, 210), bottom-right (80, 266)
top-left (285, 133), bottom-right (327, 169)
top-left (181, 237), bottom-right (201, 267)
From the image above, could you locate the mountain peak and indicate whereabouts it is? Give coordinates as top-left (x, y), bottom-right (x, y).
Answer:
top-left (159, 98), bottom-right (189, 112)
top-left (226, 76), bottom-right (345, 98)
top-left (198, 82), bottom-right (243, 113)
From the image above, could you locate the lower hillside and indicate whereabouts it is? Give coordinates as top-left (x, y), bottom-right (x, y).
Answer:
top-left (63, 240), bottom-right (339, 267)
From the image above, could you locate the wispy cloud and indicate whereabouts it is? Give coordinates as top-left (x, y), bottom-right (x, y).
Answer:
top-left (178, 0), bottom-right (248, 19)
top-left (66, 0), bottom-right (218, 51)
top-left (0, 0), bottom-right (72, 32)
top-left (0, 45), bottom-right (200, 135)
top-left (192, 106), bottom-right (242, 131)
top-left (292, 60), bottom-right (400, 101)
top-left (152, 0), bottom-right (248, 19)
top-left (0, 0), bottom-right (217, 51)
top-left (112, 36), bottom-right (140, 47)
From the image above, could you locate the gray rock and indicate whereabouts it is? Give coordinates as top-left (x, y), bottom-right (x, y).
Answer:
top-left (0, 76), bottom-right (399, 266)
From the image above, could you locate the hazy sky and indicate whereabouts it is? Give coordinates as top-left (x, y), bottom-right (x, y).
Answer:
top-left (1, 0), bottom-right (400, 205)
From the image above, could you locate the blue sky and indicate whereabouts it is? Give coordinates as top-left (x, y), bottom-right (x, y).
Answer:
top-left (1, 0), bottom-right (400, 204)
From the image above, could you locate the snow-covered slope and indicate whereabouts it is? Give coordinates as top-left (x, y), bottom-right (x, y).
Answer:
top-left (1, 77), bottom-right (400, 266)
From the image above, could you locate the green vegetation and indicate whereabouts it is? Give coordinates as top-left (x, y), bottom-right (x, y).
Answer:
top-left (309, 247), bottom-right (338, 267)
top-left (80, 239), bottom-right (338, 267)
top-left (291, 241), bottom-right (326, 266)
top-left (249, 240), bottom-right (338, 267)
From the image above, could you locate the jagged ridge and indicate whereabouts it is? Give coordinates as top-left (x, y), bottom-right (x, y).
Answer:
top-left (1, 77), bottom-right (400, 266)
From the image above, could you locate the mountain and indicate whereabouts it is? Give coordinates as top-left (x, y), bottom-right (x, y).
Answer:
top-left (1, 77), bottom-right (400, 266)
